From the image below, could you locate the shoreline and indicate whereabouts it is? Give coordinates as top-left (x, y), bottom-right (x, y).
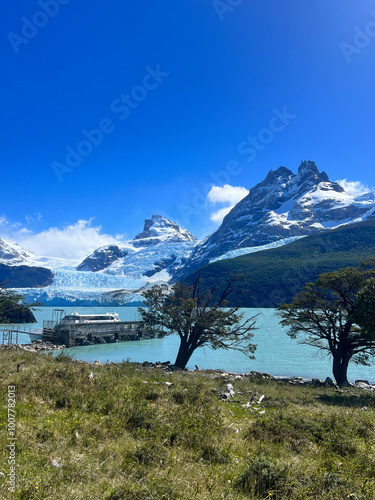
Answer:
top-left (2, 343), bottom-right (374, 389)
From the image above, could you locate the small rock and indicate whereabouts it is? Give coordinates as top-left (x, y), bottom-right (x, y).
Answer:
top-left (163, 382), bottom-right (173, 388)
top-left (241, 402), bottom-right (252, 408)
top-left (94, 360), bottom-right (101, 365)
top-left (311, 378), bottom-right (322, 386)
top-left (219, 393), bottom-right (231, 400)
top-left (324, 377), bottom-right (336, 387)
top-left (356, 381), bottom-right (374, 391)
top-left (51, 459), bottom-right (62, 468)
top-left (355, 379), bottom-right (370, 385)
top-left (225, 384), bottom-right (235, 397)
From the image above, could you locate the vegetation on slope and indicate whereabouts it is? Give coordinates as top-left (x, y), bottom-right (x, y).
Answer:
top-left (0, 288), bottom-right (38, 323)
top-left (1, 349), bottom-right (375, 499)
top-left (185, 219), bottom-right (375, 307)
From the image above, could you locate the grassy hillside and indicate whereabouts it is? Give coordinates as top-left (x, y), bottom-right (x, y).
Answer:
top-left (1, 348), bottom-right (375, 499)
top-left (186, 219), bottom-right (375, 307)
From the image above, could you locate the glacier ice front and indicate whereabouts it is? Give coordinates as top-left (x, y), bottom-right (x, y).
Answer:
top-left (11, 215), bottom-right (198, 306)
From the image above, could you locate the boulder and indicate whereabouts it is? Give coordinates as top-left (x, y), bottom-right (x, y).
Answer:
top-left (324, 377), bottom-right (336, 387)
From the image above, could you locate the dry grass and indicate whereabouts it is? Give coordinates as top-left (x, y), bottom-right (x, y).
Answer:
top-left (1, 348), bottom-right (375, 499)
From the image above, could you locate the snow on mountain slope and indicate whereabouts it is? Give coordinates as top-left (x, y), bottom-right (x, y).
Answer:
top-left (12, 215), bottom-right (197, 305)
top-left (133, 214), bottom-right (196, 246)
top-left (0, 238), bottom-right (35, 264)
top-left (4, 169), bottom-right (375, 305)
top-left (182, 161), bottom-right (375, 274)
top-left (209, 236), bottom-right (306, 263)
top-left (77, 215), bottom-right (197, 280)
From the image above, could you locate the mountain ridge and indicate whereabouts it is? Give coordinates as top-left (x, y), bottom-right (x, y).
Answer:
top-left (2, 162), bottom-right (375, 305)
top-left (185, 218), bottom-right (375, 308)
top-left (181, 161), bottom-right (375, 275)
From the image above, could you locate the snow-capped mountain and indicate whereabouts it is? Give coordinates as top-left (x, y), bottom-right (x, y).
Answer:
top-left (133, 214), bottom-right (196, 246)
top-left (9, 215), bottom-right (197, 305)
top-left (77, 215), bottom-right (197, 278)
top-left (0, 238), bottom-right (35, 264)
top-left (3, 166), bottom-right (375, 306)
top-left (182, 161), bottom-right (375, 274)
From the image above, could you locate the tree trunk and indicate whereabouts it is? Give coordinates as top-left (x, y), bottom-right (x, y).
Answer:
top-left (174, 338), bottom-right (195, 369)
top-left (332, 351), bottom-right (351, 387)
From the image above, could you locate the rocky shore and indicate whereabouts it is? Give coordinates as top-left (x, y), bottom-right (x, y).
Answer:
top-left (138, 361), bottom-right (375, 392)
top-left (0, 340), bottom-right (66, 352)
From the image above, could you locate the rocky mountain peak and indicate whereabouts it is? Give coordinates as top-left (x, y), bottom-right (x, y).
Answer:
top-left (181, 161), bottom-right (375, 275)
top-left (298, 160), bottom-right (319, 174)
top-left (296, 160), bottom-right (330, 185)
top-left (261, 166), bottom-right (294, 187)
top-left (76, 215), bottom-right (197, 275)
top-left (77, 245), bottom-right (127, 272)
top-left (0, 238), bottom-right (33, 264)
top-left (133, 214), bottom-right (196, 246)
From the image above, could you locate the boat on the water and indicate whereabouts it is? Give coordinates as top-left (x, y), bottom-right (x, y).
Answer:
top-left (41, 309), bottom-right (162, 347)
top-left (60, 311), bottom-right (121, 325)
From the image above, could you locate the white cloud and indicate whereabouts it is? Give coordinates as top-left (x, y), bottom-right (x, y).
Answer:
top-left (336, 179), bottom-right (371, 197)
top-left (25, 212), bottom-right (42, 223)
top-left (210, 206), bottom-right (234, 224)
top-left (207, 185), bottom-right (248, 205)
top-left (0, 218), bottom-right (125, 261)
top-left (207, 184), bottom-right (248, 224)
top-left (0, 215), bottom-right (8, 226)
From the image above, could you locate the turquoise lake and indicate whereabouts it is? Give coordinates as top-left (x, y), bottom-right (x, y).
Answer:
top-left (10, 306), bottom-right (375, 383)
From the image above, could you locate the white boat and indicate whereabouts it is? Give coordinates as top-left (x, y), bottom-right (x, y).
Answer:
top-left (60, 311), bottom-right (121, 325)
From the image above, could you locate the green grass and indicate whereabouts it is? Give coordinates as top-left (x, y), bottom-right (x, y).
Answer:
top-left (1, 348), bottom-right (375, 499)
top-left (186, 219), bottom-right (375, 307)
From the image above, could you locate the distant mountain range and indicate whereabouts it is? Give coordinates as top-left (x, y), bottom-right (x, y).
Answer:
top-left (0, 215), bottom-right (197, 306)
top-left (1, 161), bottom-right (375, 306)
top-left (185, 218), bottom-right (375, 307)
top-left (183, 161), bottom-right (375, 274)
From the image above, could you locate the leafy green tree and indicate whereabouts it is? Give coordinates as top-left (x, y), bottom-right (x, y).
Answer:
top-left (138, 277), bottom-right (258, 369)
top-left (278, 263), bottom-right (375, 386)
top-left (0, 283), bottom-right (40, 323)
top-left (354, 277), bottom-right (375, 336)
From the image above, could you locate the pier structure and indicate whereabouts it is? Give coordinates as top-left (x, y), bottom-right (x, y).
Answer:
top-left (1, 310), bottom-right (164, 348)
top-left (44, 320), bottom-right (144, 347)
top-left (0, 325), bottom-right (43, 345)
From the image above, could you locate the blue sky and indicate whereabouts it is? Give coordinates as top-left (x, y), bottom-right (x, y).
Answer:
top-left (1, 0), bottom-right (375, 258)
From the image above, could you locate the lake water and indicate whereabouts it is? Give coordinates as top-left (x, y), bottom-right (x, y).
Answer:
top-left (8, 306), bottom-right (375, 383)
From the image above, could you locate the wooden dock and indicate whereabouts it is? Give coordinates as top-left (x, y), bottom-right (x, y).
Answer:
top-left (0, 325), bottom-right (43, 345)
top-left (1, 309), bottom-right (165, 348)
top-left (48, 320), bottom-right (145, 347)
